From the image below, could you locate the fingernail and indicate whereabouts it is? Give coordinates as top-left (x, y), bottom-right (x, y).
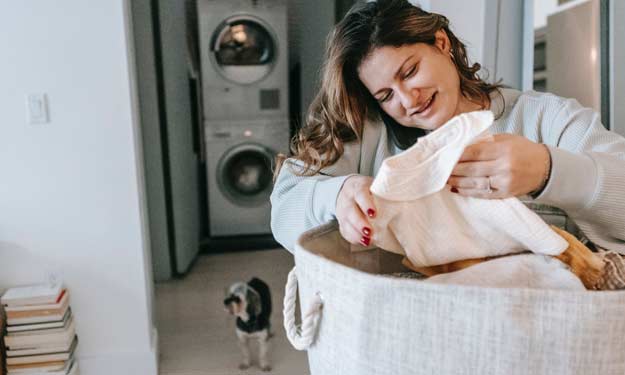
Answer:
top-left (360, 236), bottom-right (370, 246)
top-left (451, 187), bottom-right (458, 193)
top-left (367, 209), bottom-right (376, 218)
top-left (362, 227), bottom-right (371, 236)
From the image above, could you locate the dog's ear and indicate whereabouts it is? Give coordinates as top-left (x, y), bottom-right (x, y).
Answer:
top-left (245, 288), bottom-right (262, 317)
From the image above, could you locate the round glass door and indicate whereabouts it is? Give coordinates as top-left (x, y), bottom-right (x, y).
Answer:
top-left (210, 16), bottom-right (277, 84)
top-left (217, 143), bottom-right (275, 206)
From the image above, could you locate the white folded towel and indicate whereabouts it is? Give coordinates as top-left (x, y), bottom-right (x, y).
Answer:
top-left (369, 110), bottom-right (568, 267)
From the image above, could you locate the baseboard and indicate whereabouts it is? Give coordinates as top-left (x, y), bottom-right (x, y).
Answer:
top-left (78, 326), bottom-right (159, 375)
top-left (152, 326), bottom-right (159, 374)
top-left (200, 234), bottom-right (280, 253)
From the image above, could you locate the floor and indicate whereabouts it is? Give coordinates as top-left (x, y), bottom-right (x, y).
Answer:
top-left (155, 248), bottom-right (309, 375)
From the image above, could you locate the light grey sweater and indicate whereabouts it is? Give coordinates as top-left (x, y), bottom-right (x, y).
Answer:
top-left (271, 89), bottom-right (625, 254)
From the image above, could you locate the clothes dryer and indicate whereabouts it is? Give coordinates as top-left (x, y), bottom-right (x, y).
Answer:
top-left (197, 0), bottom-right (289, 121)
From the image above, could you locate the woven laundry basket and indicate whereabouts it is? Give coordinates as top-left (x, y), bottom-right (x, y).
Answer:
top-left (283, 223), bottom-right (625, 375)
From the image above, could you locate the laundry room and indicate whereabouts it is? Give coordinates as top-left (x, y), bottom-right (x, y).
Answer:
top-left (3, 1), bottom-right (625, 375)
top-left (134, 0), bottom-right (356, 280)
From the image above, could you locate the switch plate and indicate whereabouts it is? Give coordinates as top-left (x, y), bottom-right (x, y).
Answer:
top-left (45, 268), bottom-right (64, 288)
top-left (26, 93), bottom-right (49, 124)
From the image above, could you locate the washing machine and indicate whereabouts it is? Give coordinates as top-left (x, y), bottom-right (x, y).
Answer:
top-left (204, 120), bottom-right (289, 236)
top-left (197, 0), bottom-right (289, 237)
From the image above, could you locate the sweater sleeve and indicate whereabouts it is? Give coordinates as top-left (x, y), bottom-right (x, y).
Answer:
top-left (270, 164), bottom-right (355, 253)
top-left (270, 119), bottom-right (388, 253)
top-left (534, 96), bottom-right (625, 251)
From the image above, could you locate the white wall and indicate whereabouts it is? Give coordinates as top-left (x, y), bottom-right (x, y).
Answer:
top-left (491, 0), bottom-right (524, 89)
top-left (425, 0), bottom-right (523, 89)
top-left (426, 0), bottom-right (486, 73)
top-left (0, 1), bottom-right (157, 374)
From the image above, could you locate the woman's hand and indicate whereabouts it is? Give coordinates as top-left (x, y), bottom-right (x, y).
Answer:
top-left (447, 134), bottom-right (550, 199)
top-left (336, 175), bottom-right (376, 246)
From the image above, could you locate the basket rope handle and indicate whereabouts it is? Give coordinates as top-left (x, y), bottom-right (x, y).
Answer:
top-left (283, 267), bottom-right (323, 350)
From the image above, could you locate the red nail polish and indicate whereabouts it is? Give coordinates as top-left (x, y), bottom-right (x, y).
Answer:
top-left (367, 209), bottom-right (376, 218)
top-left (362, 227), bottom-right (371, 236)
top-left (360, 236), bottom-right (371, 246)
top-left (451, 187), bottom-right (458, 193)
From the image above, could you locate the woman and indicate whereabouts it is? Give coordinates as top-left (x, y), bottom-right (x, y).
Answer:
top-left (270, 0), bottom-right (625, 255)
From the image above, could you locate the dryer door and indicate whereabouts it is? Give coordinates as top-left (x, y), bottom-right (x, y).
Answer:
top-left (210, 15), bottom-right (277, 84)
top-left (217, 143), bottom-right (275, 206)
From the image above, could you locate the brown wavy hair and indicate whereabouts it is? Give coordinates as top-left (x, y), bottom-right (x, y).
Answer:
top-left (276, 0), bottom-right (501, 177)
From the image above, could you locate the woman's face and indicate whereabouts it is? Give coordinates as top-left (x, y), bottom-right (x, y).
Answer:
top-left (358, 30), bottom-right (479, 130)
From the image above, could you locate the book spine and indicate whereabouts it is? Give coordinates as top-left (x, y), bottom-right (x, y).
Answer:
top-left (4, 324), bottom-right (75, 349)
top-left (6, 313), bottom-right (67, 326)
top-left (6, 336), bottom-right (76, 365)
top-left (4, 292), bottom-right (68, 313)
top-left (6, 353), bottom-right (66, 365)
top-left (6, 335), bottom-right (76, 357)
top-left (6, 305), bottom-right (67, 320)
top-left (1, 287), bottom-right (64, 308)
top-left (7, 310), bottom-right (72, 333)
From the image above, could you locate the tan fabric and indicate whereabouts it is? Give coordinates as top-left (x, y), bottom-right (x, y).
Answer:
top-left (549, 225), bottom-right (604, 289)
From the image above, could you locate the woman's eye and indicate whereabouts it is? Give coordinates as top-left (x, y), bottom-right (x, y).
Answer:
top-left (402, 65), bottom-right (417, 80)
top-left (379, 91), bottom-right (393, 103)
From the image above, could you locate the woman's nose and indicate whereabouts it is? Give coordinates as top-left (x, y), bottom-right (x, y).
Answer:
top-left (397, 86), bottom-right (419, 110)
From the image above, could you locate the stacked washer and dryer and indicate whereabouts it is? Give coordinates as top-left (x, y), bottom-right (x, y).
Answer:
top-left (197, 0), bottom-right (289, 237)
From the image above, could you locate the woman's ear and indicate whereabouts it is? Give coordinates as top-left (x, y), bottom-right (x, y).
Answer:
top-left (434, 29), bottom-right (451, 54)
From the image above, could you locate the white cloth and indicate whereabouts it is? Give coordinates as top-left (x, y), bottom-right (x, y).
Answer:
top-left (369, 110), bottom-right (568, 267)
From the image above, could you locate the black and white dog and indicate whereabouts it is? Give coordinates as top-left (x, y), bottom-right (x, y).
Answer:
top-left (224, 277), bottom-right (272, 371)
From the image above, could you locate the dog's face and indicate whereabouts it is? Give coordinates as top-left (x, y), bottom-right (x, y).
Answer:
top-left (223, 293), bottom-right (243, 315)
top-left (224, 282), bottom-right (263, 322)
top-left (224, 282), bottom-right (248, 318)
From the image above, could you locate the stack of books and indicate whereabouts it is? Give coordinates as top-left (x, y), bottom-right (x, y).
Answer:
top-left (1, 302), bottom-right (5, 375)
top-left (0, 284), bottom-right (79, 375)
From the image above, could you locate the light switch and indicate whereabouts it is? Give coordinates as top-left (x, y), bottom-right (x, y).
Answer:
top-left (27, 93), bottom-right (49, 124)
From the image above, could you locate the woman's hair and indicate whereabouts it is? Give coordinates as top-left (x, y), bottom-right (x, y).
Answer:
top-left (277, 0), bottom-right (502, 176)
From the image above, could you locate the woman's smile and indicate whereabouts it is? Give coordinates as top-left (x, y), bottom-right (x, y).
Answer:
top-left (410, 92), bottom-right (436, 117)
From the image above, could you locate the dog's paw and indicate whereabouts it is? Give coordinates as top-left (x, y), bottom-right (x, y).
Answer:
top-left (239, 363), bottom-right (250, 370)
top-left (261, 365), bottom-right (272, 372)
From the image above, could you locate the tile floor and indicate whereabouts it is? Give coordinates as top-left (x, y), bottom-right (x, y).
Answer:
top-left (155, 248), bottom-right (309, 375)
